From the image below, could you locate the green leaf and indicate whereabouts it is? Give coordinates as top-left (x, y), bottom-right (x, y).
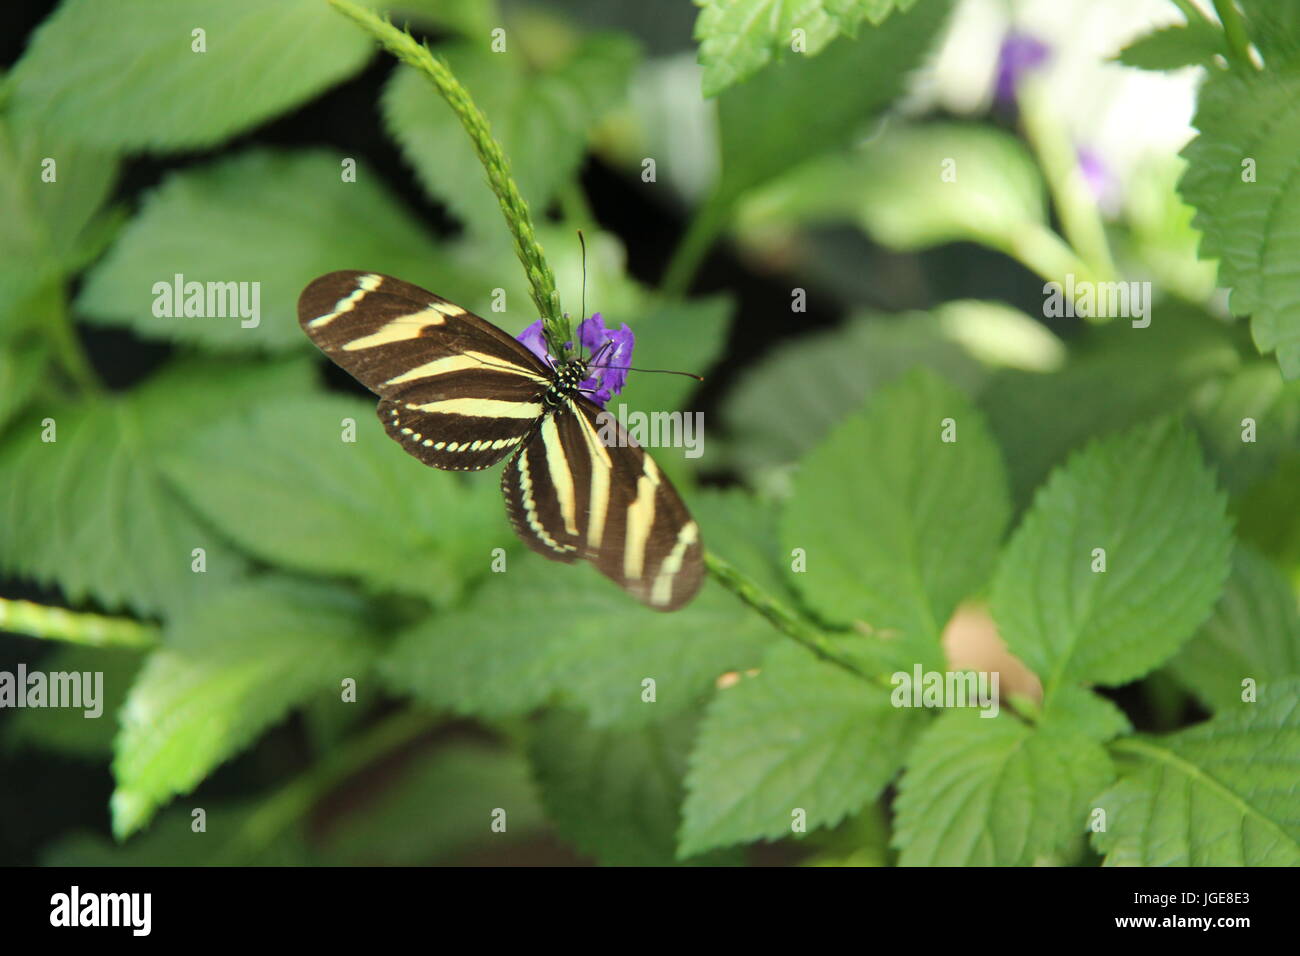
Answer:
top-left (604, 51), bottom-right (721, 206)
top-left (0, 115), bottom-right (117, 323)
top-left (1169, 546), bottom-right (1300, 713)
top-left (1191, 360), bottom-right (1300, 496)
top-left (530, 709), bottom-right (731, 866)
top-left (0, 358), bottom-right (312, 616)
top-left (1238, 0), bottom-right (1300, 67)
top-left (1046, 685), bottom-right (1133, 743)
top-left (1093, 680), bottom-right (1300, 865)
top-left (714, 0), bottom-right (951, 202)
top-left (1120, 155), bottom-right (1220, 303)
top-left (781, 370), bottom-right (1010, 666)
top-left (740, 123), bottom-right (1047, 256)
top-left (720, 309), bottom-right (988, 473)
top-left (695, 1), bottom-right (840, 98)
top-left (1179, 69), bottom-right (1300, 378)
top-left (693, 0), bottom-right (920, 97)
top-left (799, 801), bottom-right (893, 866)
top-left (932, 299), bottom-right (1066, 373)
top-left (3, 646), bottom-right (142, 758)
top-left (1235, 452), bottom-right (1300, 569)
top-left (160, 393), bottom-right (503, 606)
top-left (679, 642), bottom-right (924, 858)
top-left (980, 308), bottom-right (1239, 508)
top-left (77, 150), bottom-right (467, 352)
top-left (111, 578), bottom-right (378, 839)
top-left (382, 34), bottom-right (637, 234)
top-left (44, 802), bottom-right (310, 866)
top-left (1116, 22), bottom-right (1226, 71)
top-left (385, 0), bottom-right (499, 37)
top-left (0, 336), bottom-right (50, 432)
top-left (620, 295), bottom-right (731, 420)
top-left (855, 124), bottom-right (1046, 254)
top-left (320, 743), bottom-right (545, 865)
top-left (8, 0), bottom-right (373, 151)
top-left (380, 556), bottom-right (774, 728)
top-left (990, 419), bottom-right (1233, 701)
top-left (691, 487), bottom-right (789, 599)
top-left (892, 708), bottom-right (1113, 865)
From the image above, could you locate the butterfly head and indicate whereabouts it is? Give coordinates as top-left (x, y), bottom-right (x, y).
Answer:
top-left (544, 357), bottom-right (590, 408)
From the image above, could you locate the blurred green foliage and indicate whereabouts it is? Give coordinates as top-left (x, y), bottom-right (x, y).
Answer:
top-left (2, 0), bottom-right (1300, 867)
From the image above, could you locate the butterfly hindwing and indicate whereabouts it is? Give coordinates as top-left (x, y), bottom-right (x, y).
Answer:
top-left (378, 398), bottom-right (535, 471)
top-left (299, 271), bottom-right (550, 470)
top-left (502, 396), bottom-right (704, 612)
top-left (500, 414), bottom-right (583, 564)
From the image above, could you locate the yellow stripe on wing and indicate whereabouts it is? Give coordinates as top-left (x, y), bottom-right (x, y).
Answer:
top-left (307, 273), bottom-right (382, 328)
top-left (622, 457), bottom-right (662, 582)
top-left (341, 306), bottom-right (446, 350)
top-left (411, 398), bottom-right (543, 418)
top-left (570, 404), bottom-right (613, 552)
top-left (540, 416), bottom-right (579, 537)
top-left (384, 350), bottom-right (546, 386)
top-left (651, 521), bottom-right (699, 607)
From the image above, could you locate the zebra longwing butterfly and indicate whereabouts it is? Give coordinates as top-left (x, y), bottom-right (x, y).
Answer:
top-left (297, 271), bottom-right (704, 611)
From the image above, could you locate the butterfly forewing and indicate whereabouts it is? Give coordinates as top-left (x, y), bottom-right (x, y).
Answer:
top-left (298, 271), bottom-right (551, 470)
top-left (298, 270), bottom-right (705, 611)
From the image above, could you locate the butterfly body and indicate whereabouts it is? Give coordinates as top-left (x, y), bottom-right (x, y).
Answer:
top-left (541, 359), bottom-right (590, 409)
top-left (298, 271), bottom-right (704, 611)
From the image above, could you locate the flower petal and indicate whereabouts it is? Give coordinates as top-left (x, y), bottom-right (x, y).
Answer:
top-left (516, 320), bottom-right (552, 364)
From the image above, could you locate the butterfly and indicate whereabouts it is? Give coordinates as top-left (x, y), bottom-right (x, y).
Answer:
top-left (297, 271), bottom-right (704, 611)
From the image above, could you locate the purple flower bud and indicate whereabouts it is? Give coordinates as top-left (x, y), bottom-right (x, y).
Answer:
top-left (995, 31), bottom-right (1051, 104)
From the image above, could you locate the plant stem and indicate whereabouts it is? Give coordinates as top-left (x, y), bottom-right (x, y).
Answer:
top-left (1212, 0), bottom-right (1254, 69)
top-left (1018, 84), bottom-right (1117, 287)
top-left (327, 0), bottom-right (568, 352)
top-left (0, 597), bottom-right (158, 649)
top-left (705, 551), bottom-right (883, 686)
top-left (213, 708), bottom-right (438, 863)
top-left (1169, 0), bottom-right (1213, 26)
top-left (661, 191), bottom-right (729, 299)
top-left (1005, 223), bottom-right (1098, 289)
top-left (41, 282), bottom-right (102, 397)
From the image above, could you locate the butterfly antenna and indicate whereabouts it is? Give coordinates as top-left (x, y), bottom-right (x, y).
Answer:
top-left (589, 338), bottom-right (615, 367)
top-left (588, 364), bottom-right (704, 382)
top-left (578, 230), bottom-right (588, 325)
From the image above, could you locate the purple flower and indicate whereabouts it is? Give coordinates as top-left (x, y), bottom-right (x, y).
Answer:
top-left (578, 313), bottom-right (635, 406)
top-left (995, 31), bottom-right (1051, 104)
top-left (515, 313), bottom-right (634, 408)
top-left (516, 319), bottom-right (551, 366)
top-left (1076, 146), bottom-right (1115, 205)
